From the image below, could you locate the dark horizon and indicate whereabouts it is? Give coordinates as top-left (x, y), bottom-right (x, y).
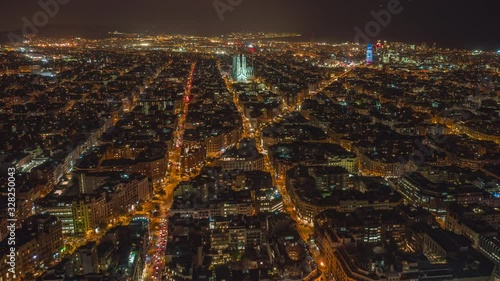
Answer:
top-left (0, 0), bottom-right (499, 50)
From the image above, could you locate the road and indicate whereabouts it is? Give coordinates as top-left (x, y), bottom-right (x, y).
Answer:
top-left (219, 59), bottom-right (326, 281)
top-left (318, 66), bottom-right (355, 94)
top-left (142, 62), bottom-right (196, 281)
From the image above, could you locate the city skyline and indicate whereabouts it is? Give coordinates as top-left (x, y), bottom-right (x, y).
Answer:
top-left (0, 0), bottom-right (499, 49)
top-left (0, 2), bottom-right (499, 281)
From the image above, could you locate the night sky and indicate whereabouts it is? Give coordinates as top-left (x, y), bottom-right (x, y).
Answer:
top-left (0, 0), bottom-right (499, 49)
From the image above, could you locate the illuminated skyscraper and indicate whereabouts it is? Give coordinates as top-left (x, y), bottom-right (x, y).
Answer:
top-left (366, 44), bottom-right (373, 65)
top-left (232, 54), bottom-right (254, 82)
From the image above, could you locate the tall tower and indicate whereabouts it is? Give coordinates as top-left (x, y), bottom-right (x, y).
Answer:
top-left (366, 44), bottom-right (373, 65)
top-left (232, 54), bottom-right (254, 82)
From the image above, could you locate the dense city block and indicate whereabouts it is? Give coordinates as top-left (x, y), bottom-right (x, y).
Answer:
top-left (0, 31), bottom-right (499, 281)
